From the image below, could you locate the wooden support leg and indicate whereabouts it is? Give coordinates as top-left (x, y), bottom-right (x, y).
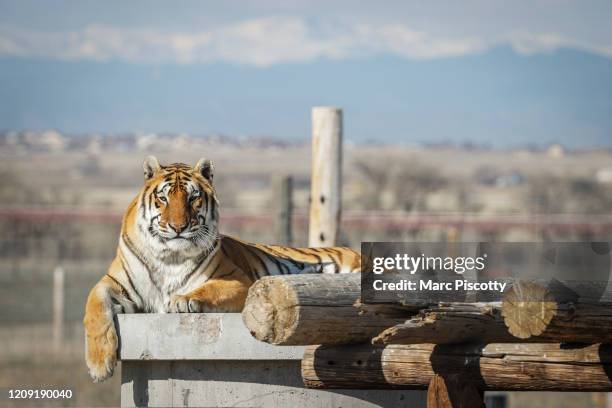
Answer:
top-left (427, 374), bottom-right (485, 408)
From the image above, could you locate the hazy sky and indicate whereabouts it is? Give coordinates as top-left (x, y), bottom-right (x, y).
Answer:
top-left (1, 1), bottom-right (612, 146)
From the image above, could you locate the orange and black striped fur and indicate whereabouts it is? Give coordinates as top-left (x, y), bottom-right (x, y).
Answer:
top-left (83, 156), bottom-right (360, 382)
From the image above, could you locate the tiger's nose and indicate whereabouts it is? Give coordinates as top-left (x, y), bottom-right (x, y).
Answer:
top-left (169, 221), bottom-right (188, 234)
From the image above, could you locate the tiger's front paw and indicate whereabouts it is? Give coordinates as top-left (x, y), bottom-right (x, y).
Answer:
top-left (169, 294), bottom-right (203, 313)
top-left (85, 325), bottom-right (118, 383)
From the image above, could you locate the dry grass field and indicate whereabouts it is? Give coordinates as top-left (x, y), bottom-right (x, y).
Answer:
top-left (1, 144), bottom-right (611, 407)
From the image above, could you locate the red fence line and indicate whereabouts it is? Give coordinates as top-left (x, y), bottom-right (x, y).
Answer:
top-left (2, 207), bottom-right (612, 233)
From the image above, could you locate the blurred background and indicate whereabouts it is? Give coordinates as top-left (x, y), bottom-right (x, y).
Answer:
top-left (1, 1), bottom-right (612, 407)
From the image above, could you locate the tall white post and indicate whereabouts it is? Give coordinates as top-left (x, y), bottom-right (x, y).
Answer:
top-left (309, 107), bottom-right (342, 247)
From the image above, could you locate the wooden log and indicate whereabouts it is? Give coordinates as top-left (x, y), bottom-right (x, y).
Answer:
top-left (302, 343), bottom-right (612, 391)
top-left (373, 300), bottom-right (612, 345)
top-left (355, 298), bottom-right (424, 317)
top-left (362, 277), bottom-right (612, 343)
top-left (499, 279), bottom-right (612, 340)
top-left (373, 302), bottom-right (511, 345)
top-left (242, 274), bottom-right (405, 345)
top-left (272, 174), bottom-right (293, 246)
top-left (309, 106), bottom-right (342, 247)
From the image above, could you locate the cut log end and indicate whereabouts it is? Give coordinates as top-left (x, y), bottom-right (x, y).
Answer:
top-left (242, 277), bottom-right (299, 345)
top-left (502, 281), bottom-right (557, 339)
top-left (243, 274), bottom-right (403, 346)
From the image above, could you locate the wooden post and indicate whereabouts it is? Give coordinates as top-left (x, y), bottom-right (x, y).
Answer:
top-left (53, 265), bottom-right (64, 350)
top-left (272, 174), bottom-right (293, 246)
top-left (309, 107), bottom-right (342, 247)
top-left (427, 374), bottom-right (484, 408)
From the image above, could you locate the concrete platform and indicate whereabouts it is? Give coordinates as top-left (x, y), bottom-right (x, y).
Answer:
top-left (118, 313), bottom-right (426, 407)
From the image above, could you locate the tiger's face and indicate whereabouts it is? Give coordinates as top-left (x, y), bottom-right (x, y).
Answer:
top-left (138, 156), bottom-right (219, 254)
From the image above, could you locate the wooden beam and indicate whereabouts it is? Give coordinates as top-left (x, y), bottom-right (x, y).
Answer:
top-left (372, 300), bottom-right (612, 345)
top-left (309, 107), bottom-right (342, 247)
top-left (242, 274), bottom-right (405, 345)
top-left (302, 343), bottom-right (612, 391)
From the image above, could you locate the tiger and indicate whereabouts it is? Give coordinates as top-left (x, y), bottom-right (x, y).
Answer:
top-left (83, 156), bottom-right (361, 382)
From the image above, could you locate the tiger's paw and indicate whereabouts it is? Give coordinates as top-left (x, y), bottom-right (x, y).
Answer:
top-left (85, 325), bottom-right (118, 383)
top-left (169, 294), bottom-right (203, 313)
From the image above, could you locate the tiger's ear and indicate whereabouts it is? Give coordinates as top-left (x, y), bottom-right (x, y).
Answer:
top-left (194, 158), bottom-right (214, 183)
top-left (143, 156), bottom-right (161, 180)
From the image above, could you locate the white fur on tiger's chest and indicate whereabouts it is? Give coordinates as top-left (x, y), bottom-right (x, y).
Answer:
top-left (119, 237), bottom-right (214, 313)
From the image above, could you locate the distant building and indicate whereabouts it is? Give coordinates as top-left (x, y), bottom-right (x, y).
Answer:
top-left (595, 168), bottom-right (612, 184)
top-left (43, 130), bottom-right (64, 149)
top-left (546, 144), bottom-right (565, 158)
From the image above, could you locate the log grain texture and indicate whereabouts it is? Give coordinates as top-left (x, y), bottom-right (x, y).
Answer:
top-left (242, 274), bottom-right (406, 345)
top-left (302, 343), bottom-right (612, 391)
top-left (498, 279), bottom-right (612, 339)
top-left (309, 107), bottom-right (342, 247)
top-left (373, 300), bottom-right (612, 345)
